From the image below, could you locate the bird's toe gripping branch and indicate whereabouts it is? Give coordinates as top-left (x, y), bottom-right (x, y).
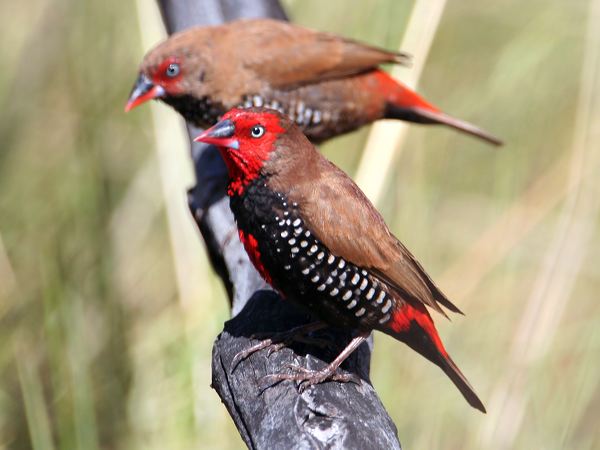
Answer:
top-left (256, 332), bottom-right (369, 393)
top-left (259, 362), bottom-right (362, 394)
top-left (230, 321), bottom-right (328, 373)
top-left (231, 324), bottom-right (369, 394)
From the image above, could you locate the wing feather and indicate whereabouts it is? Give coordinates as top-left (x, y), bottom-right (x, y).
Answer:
top-left (270, 150), bottom-right (459, 316)
top-left (229, 19), bottom-right (410, 88)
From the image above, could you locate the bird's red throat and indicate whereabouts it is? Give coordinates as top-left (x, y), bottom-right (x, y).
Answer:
top-left (218, 111), bottom-right (285, 196)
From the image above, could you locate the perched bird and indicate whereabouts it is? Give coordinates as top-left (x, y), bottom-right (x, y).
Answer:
top-left (127, 18), bottom-right (502, 146)
top-left (195, 107), bottom-right (486, 412)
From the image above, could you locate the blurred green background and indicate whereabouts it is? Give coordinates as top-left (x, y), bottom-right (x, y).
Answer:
top-left (1, 0), bottom-right (599, 449)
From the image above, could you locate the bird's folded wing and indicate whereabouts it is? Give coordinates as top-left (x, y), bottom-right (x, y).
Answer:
top-left (285, 158), bottom-right (459, 316)
top-left (229, 18), bottom-right (410, 88)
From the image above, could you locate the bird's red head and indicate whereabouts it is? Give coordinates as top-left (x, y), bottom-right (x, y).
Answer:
top-left (124, 27), bottom-right (214, 112)
top-left (194, 108), bottom-right (287, 195)
top-left (125, 56), bottom-right (185, 112)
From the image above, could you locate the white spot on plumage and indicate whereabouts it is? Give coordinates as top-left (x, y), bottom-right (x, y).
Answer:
top-left (330, 288), bottom-right (339, 296)
top-left (301, 267), bottom-right (310, 275)
top-left (317, 252), bottom-right (324, 260)
top-left (366, 288), bottom-right (375, 300)
top-left (355, 308), bottom-right (366, 317)
top-left (338, 260), bottom-right (346, 269)
top-left (288, 238), bottom-right (296, 245)
top-left (379, 314), bottom-right (391, 324)
top-left (381, 299), bottom-right (393, 314)
top-left (281, 231), bottom-right (288, 238)
top-left (313, 110), bottom-right (322, 124)
top-left (317, 284), bottom-right (326, 292)
top-left (293, 218), bottom-right (301, 227)
top-left (253, 95), bottom-right (263, 107)
top-left (325, 276), bottom-right (333, 285)
top-left (327, 255), bottom-right (335, 264)
top-left (291, 247), bottom-right (299, 254)
top-left (300, 240), bottom-right (308, 248)
top-left (376, 291), bottom-right (386, 305)
top-left (305, 108), bottom-right (312, 122)
top-left (311, 274), bottom-right (320, 283)
top-left (342, 290), bottom-right (352, 301)
top-left (351, 274), bottom-right (360, 285)
top-left (359, 278), bottom-right (368, 290)
top-left (347, 300), bottom-right (357, 309)
top-left (309, 245), bottom-right (318, 255)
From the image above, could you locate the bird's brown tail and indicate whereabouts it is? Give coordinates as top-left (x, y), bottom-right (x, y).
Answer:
top-left (387, 104), bottom-right (503, 147)
top-left (400, 323), bottom-right (486, 413)
top-left (385, 303), bottom-right (486, 412)
top-left (373, 70), bottom-right (502, 146)
top-left (436, 350), bottom-right (487, 413)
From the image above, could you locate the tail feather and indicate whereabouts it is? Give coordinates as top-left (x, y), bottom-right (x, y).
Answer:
top-left (374, 70), bottom-right (503, 146)
top-left (406, 106), bottom-right (503, 147)
top-left (402, 326), bottom-right (487, 413)
top-left (386, 103), bottom-right (503, 146)
top-left (438, 352), bottom-right (487, 413)
top-left (386, 303), bottom-right (486, 412)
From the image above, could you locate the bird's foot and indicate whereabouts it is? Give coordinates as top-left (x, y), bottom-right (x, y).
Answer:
top-left (259, 363), bottom-right (361, 393)
top-left (230, 322), bottom-right (327, 372)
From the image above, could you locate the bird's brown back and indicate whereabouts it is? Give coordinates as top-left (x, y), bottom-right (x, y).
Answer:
top-left (142, 18), bottom-right (409, 104)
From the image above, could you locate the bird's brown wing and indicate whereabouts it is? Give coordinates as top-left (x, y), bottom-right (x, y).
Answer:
top-left (270, 151), bottom-right (460, 316)
top-left (228, 18), bottom-right (410, 88)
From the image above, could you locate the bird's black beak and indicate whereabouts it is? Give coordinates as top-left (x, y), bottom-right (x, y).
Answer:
top-left (194, 119), bottom-right (239, 149)
top-left (124, 73), bottom-right (166, 112)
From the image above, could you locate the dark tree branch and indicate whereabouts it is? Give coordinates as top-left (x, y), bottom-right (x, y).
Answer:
top-left (156, 1), bottom-right (401, 448)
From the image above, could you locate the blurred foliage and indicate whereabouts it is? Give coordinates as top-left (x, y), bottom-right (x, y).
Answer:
top-left (1, 0), bottom-right (598, 449)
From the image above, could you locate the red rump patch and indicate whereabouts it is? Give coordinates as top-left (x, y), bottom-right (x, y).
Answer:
top-left (372, 70), bottom-right (440, 113)
top-left (390, 301), bottom-right (448, 358)
top-left (238, 230), bottom-right (272, 285)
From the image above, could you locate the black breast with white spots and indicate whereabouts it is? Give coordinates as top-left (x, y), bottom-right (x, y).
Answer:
top-left (230, 176), bottom-right (396, 331)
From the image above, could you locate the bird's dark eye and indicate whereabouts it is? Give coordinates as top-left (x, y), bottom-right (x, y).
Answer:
top-left (165, 63), bottom-right (180, 78)
top-left (250, 125), bottom-right (265, 138)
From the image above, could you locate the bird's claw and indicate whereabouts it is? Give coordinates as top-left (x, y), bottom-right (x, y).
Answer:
top-left (230, 322), bottom-right (328, 373)
top-left (258, 363), bottom-right (361, 394)
top-left (266, 342), bottom-right (286, 357)
top-left (231, 338), bottom-right (275, 372)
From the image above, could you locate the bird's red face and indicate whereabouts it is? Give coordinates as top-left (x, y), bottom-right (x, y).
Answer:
top-left (125, 56), bottom-right (186, 112)
top-left (194, 108), bottom-right (286, 194)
